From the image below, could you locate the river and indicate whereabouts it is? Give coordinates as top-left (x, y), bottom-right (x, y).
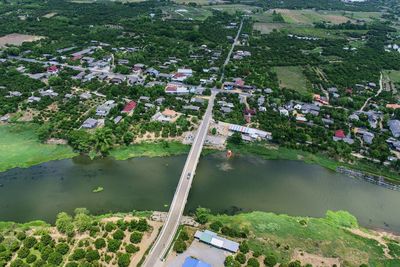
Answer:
top-left (0, 153), bottom-right (399, 232)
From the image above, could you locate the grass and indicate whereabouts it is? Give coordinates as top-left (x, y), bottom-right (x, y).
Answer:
top-left (0, 123), bottom-right (77, 172)
top-left (205, 4), bottom-right (260, 15)
top-left (383, 70), bottom-right (400, 84)
top-left (110, 141), bottom-right (190, 160)
top-left (162, 5), bottom-right (212, 21)
top-left (273, 66), bottom-right (311, 94)
top-left (208, 210), bottom-right (390, 265)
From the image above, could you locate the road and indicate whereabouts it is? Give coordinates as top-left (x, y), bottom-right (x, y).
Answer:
top-left (142, 92), bottom-right (216, 267)
top-left (359, 72), bottom-right (383, 112)
top-left (219, 18), bottom-right (244, 83)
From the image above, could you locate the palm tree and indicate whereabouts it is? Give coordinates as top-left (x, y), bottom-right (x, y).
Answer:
top-left (93, 128), bottom-right (114, 155)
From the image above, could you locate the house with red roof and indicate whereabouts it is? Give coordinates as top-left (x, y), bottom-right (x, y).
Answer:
top-left (47, 65), bottom-right (59, 74)
top-left (122, 101), bottom-right (137, 114)
top-left (334, 130), bottom-right (346, 139)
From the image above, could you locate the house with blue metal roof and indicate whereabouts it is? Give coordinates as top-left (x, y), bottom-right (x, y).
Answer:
top-left (182, 257), bottom-right (211, 267)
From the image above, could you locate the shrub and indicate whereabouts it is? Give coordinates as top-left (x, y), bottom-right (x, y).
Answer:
top-left (136, 219), bottom-right (149, 232)
top-left (41, 234), bottom-right (53, 246)
top-left (0, 245), bottom-right (5, 253)
top-left (224, 255), bottom-right (241, 267)
top-left (113, 229), bottom-right (125, 240)
top-left (117, 220), bottom-right (127, 231)
top-left (40, 247), bottom-right (53, 261)
top-left (0, 235), bottom-right (3, 243)
top-left (23, 237), bottom-right (37, 249)
top-left (178, 230), bottom-right (189, 241)
top-left (10, 259), bottom-right (25, 267)
top-left (107, 239), bottom-right (121, 253)
top-left (173, 240), bottom-right (186, 253)
top-left (17, 247), bottom-right (29, 259)
top-left (26, 254), bottom-right (37, 264)
top-left (66, 262), bottom-right (78, 267)
top-left (247, 257), bottom-right (260, 267)
top-left (94, 238), bottom-right (106, 249)
top-left (118, 253), bottom-right (130, 267)
top-left (195, 207), bottom-right (210, 224)
top-left (56, 243), bottom-right (70, 255)
top-left (288, 260), bottom-right (302, 267)
top-left (235, 253), bottom-right (246, 264)
top-left (85, 249), bottom-right (100, 262)
top-left (48, 252), bottom-right (63, 265)
top-left (125, 244), bottom-right (139, 254)
top-left (32, 259), bottom-right (46, 267)
top-left (130, 232), bottom-right (143, 244)
top-left (56, 212), bottom-right (74, 234)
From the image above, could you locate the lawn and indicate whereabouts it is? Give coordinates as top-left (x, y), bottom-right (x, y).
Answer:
top-left (110, 141), bottom-right (190, 160)
top-left (0, 124), bottom-right (77, 172)
top-left (209, 210), bottom-right (399, 266)
top-left (383, 70), bottom-right (400, 84)
top-left (273, 66), bottom-right (311, 94)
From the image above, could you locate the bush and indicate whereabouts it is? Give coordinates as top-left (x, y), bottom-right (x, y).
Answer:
top-left (66, 262), bottom-right (79, 267)
top-left (239, 241), bottom-right (249, 254)
top-left (16, 232), bottom-right (26, 241)
top-left (247, 257), bottom-right (259, 267)
top-left (130, 232), bottom-right (143, 244)
top-left (210, 221), bottom-right (223, 232)
top-left (26, 254), bottom-right (37, 264)
top-left (118, 253), bottom-right (131, 267)
top-left (32, 259), bottom-right (46, 267)
top-left (56, 212), bottom-right (74, 234)
top-left (48, 252), bottom-right (63, 265)
top-left (0, 235), bottom-right (3, 243)
top-left (288, 261), bottom-right (302, 267)
top-left (94, 238), bottom-right (106, 249)
top-left (85, 249), bottom-right (100, 262)
top-left (0, 245), bottom-right (6, 253)
top-left (173, 240), bottom-right (186, 253)
top-left (113, 229), bottom-right (125, 240)
top-left (178, 230), bottom-right (189, 241)
top-left (40, 247), bottom-right (53, 261)
top-left (23, 237), bottom-right (37, 249)
top-left (235, 253), bottom-right (246, 264)
top-left (17, 247), bottom-right (30, 259)
top-left (117, 220), bottom-right (127, 231)
top-left (264, 255), bottom-right (277, 267)
top-left (10, 259), bottom-right (26, 267)
top-left (195, 207), bottom-right (210, 224)
top-left (70, 248), bottom-right (86, 260)
top-left (136, 219), bottom-right (149, 232)
top-left (107, 239), bottom-right (121, 253)
top-left (224, 255), bottom-right (241, 267)
top-left (41, 234), bottom-right (53, 246)
top-left (125, 244), bottom-right (139, 254)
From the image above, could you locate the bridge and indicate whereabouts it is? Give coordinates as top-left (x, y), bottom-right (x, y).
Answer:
top-left (142, 92), bottom-right (216, 267)
top-left (142, 18), bottom-right (244, 267)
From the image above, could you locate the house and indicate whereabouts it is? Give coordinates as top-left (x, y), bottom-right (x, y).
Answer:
top-left (122, 101), bottom-right (137, 114)
top-left (228, 123), bottom-right (272, 141)
top-left (182, 257), bottom-right (211, 267)
top-left (194, 230), bottom-right (239, 253)
top-left (191, 97), bottom-right (205, 104)
top-left (96, 100), bottom-right (116, 116)
top-left (183, 105), bottom-right (200, 111)
top-left (8, 91), bottom-right (22, 97)
top-left (333, 129), bottom-right (354, 144)
top-left (47, 65), bottom-right (59, 74)
top-left (28, 96), bottom-right (41, 103)
top-left (145, 68), bottom-right (160, 77)
top-left (279, 107), bottom-right (289, 116)
top-left (162, 109), bottom-right (178, 118)
top-left (81, 118), bottom-right (98, 129)
top-left (172, 68), bottom-right (193, 82)
top-left (144, 103), bottom-right (155, 109)
top-left (155, 97), bottom-right (165, 105)
top-left (354, 128), bottom-right (374, 144)
top-left (80, 92), bottom-right (92, 100)
top-left (139, 96), bottom-right (150, 102)
top-left (113, 116), bottom-right (122, 124)
top-left (258, 96), bottom-right (265, 106)
top-left (39, 89), bottom-right (58, 97)
top-left (165, 83), bottom-right (189, 94)
top-left (386, 104), bottom-right (400, 109)
top-left (0, 114), bottom-right (10, 122)
top-left (388, 120), bottom-right (400, 138)
top-left (221, 107), bottom-right (232, 113)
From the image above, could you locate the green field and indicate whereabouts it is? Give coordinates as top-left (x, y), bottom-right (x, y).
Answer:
top-left (110, 141), bottom-right (190, 160)
top-left (162, 5), bottom-right (212, 20)
top-left (0, 124), bottom-right (77, 172)
top-left (273, 66), bottom-right (311, 94)
top-left (384, 70), bottom-right (400, 83)
top-left (205, 4), bottom-right (260, 15)
top-left (208, 210), bottom-right (400, 266)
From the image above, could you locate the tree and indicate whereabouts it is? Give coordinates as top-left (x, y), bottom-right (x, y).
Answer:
top-left (228, 132), bottom-right (242, 145)
top-left (70, 248), bottom-right (85, 260)
top-left (93, 128), bottom-right (114, 154)
top-left (105, 222), bottom-right (116, 232)
top-left (74, 210), bottom-right (92, 232)
top-left (41, 234), bottom-right (53, 246)
top-left (239, 241), bottom-right (249, 254)
top-left (195, 207), bottom-right (210, 224)
top-left (113, 229), bottom-right (125, 240)
top-left (246, 258), bottom-right (260, 267)
top-left (48, 252), bottom-right (63, 265)
top-left (173, 240), bottom-right (186, 253)
top-left (17, 247), bottom-right (29, 259)
top-left (118, 253), bottom-right (131, 267)
top-left (235, 253), bottom-right (246, 264)
top-left (224, 255), bottom-right (240, 267)
top-left (55, 243), bottom-right (69, 255)
top-left (94, 238), bottom-right (106, 249)
top-left (211, 127), bottom-right (217, 135)
top-left (23, 237), bottom-right (37, 249)
top-left (85, 249), bottom-right (100, 262)
top-left (136, 219), bottom-right (149, 232)
top-left (130, 232), bottom-right (143, 244)
top-left (26, 254), bottom-right (37, 264)
top-left (288, 261), bottom-right (302, 267)
top-left (16, 232), bottom-right (26, 241)
top-left (56, 212), bottom-right (74, 234)
top-left (107, 239), bottom-right (121, 253)
top-left (178, 230), bottom-right (189, 241)
top-left (210, 221), bottom-right (223, 232)
top-left (264, 255), bottom-right (277, 267)
top-left (126, 244), bottom-right (139, 254)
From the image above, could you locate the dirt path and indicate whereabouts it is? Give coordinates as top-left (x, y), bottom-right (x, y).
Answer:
top-left (347, 228), bottom-right (393, 259)
top-left (359, 72), bottom-right (383, 111)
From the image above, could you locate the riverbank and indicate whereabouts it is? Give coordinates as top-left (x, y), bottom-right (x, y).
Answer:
top-left (227, 142), bottom-right (400, 183)
top-left (109, 142), bottom-right (190, 160)
top-left (0, 124), bottom-right (77, 172)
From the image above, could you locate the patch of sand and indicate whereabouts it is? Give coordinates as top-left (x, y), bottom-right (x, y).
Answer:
top-left (292, 249), bottom-right (341, 267)
top-left (0, 33), bottom-right (45, 48)
top-left (43, 12), bottom-right (57, 18)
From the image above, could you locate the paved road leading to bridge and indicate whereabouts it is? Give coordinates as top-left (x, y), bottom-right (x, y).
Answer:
top-left (142, 92), bottom-right (216, 267)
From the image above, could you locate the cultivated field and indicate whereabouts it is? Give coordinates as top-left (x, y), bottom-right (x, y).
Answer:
top-left (273, 66), bottom-right (311, 94)
top-left (0, 33), bottom-right (44, 48)
top-left (270, 9), bottom-right (355, 25)
top-left (162, 5), bottom-right (212, 20)
top-left (253, 22), bottom-right (286, 34)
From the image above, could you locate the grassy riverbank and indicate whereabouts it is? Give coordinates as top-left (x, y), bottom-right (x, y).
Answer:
top-left (227, 142), bottom-right (400, 182)
top-left (208, 210), bottom-right (400, 266)
top-left (109, 141), bottom-right (191, 160)
top-left (0, 124), bottom-right (77, 172)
